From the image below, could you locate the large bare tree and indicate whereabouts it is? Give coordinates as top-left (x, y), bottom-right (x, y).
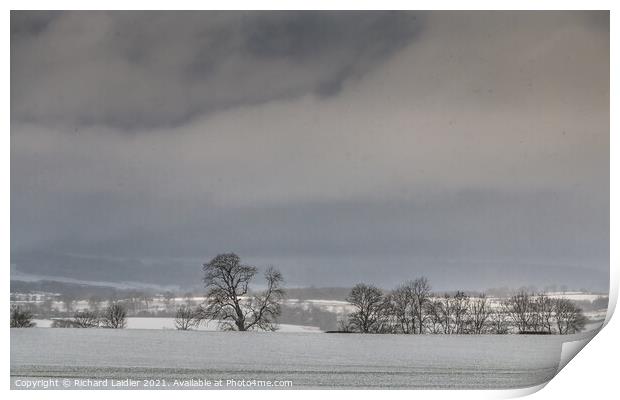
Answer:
top-left (201, 253), bottom-right (284, 331)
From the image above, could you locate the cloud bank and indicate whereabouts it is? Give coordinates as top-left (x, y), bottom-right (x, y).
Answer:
top-left (11, 11), bottom-right (609, 291)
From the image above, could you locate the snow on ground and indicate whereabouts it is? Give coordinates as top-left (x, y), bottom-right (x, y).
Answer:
top-left (545, 292), bottom-right (607, 302)
top-left (584, 310), bottom-right (608, 320)
top-left (284, 298), bottom-right (354, 314)
top-left (582, 310), bottom-right (607, 332)
top-left (10, 328), bottom-right (598, 389)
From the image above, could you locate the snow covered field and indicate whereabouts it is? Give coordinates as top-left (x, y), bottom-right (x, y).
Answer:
top-left (546, 292), bottom-right (607, 302)
top-left (10, 328), bottom-right (597, 389)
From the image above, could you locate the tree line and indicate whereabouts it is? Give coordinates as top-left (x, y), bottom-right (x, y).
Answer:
top-left (10, 254), bottom-right (588, 335)
top-left (340, 279), bottom-right (587, 334)
top-left (10, 302), bottom-right (128, 329)
top-left (11, 253), bottom-right (284, 332)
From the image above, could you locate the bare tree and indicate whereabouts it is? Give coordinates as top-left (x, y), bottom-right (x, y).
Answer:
top-left (201, 253), bottom-right (285, 331)
top-left (452, 291), bottom-right (470, 334)
top-left (389, 285), bottom-right (416, 334)
top-left (10, 306), bottom-right (35, 328)
top-left (468, 294), bottom-right (492, 334)
top-left (411, 277), bottom-right (431, 334)
top-left (345, 283), bottom-right (385, 333)
top-left (489, 308), bottom-right (511, 334)
top-left (503, 290), bottom-right (534, 333)
top-left (175, 305), bottom-right (202, 330)
top-left (434, 294), bottom-right (455, 334)
top-left (51, 319), bottom-right (79, 328)
top-left (424, 298), bottom-right (442, 334)
top-left (376, 296), bottom-right (399, 333)
top-left (387, 277), bottom-right (431, 334)
top-left (242, 268), bottom-right (285, 331)
top-left (533, 294), bottom-right (554, 333)
top-left (554, 298), bottom-right (586, 334)
top-left (101, 302), bottom-right (127, 328)
top-left (73, 310), bottom-right (100, 328)
top-left (423, 292), bottom-right (469, 334)
top-left (337, 317), bottom-right (352, 333)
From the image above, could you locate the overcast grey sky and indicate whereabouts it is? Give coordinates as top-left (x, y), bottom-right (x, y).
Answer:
top-left (11, 11), bottom-right (609, 291)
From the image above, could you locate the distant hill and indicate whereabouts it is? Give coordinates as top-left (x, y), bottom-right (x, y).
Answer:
top-left (11, 249), bottom-right (609, 293)
top-left (10, 280), bottom-right (148, 299)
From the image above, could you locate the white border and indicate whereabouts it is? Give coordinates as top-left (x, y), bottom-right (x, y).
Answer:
top-left (3, 2), bottom-right (617, 399)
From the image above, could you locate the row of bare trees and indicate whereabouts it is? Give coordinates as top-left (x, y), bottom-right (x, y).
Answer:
top-left (49, 303), bottom-right (128, 328)
top-left (342, 279), bottom-right (586, 335)
top-left (11, 302), bottom-right (128, 329)
top-left (12, 253), bottom-right (285, 332)
top-left (502, 291), bottom-right (586, 334)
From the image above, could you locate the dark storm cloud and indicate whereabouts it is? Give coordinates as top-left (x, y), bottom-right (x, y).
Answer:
top-left (10, 11), bottom-right (61, 35)
top-left (10, 11), bottom-right (609, 291)
top-left (11, 11), bottom-right (422, 130)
